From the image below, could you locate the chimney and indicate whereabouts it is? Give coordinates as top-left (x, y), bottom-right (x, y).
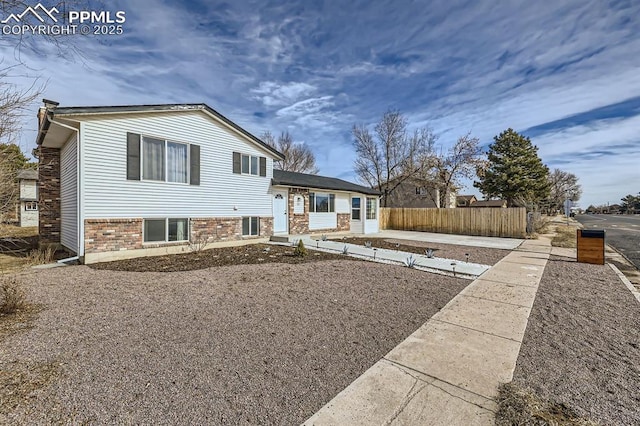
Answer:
top-left (38, 98), bottom-right (59, 127)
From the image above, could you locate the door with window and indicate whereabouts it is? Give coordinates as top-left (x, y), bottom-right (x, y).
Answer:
top-left (273, 191), bottom-right (288, 233)
top-left (350, 196), bottom-right (363, 233)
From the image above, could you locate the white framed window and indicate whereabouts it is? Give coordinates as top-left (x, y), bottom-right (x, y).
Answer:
top-left (351, 197), bottom-right (361, 220)
top-left (242, 217), bottom-right (260, 236)
top-left (309, 192), bottom-right (335, 213)
top-left (366, 197), bottom-right (377, 220)
top-left (143, 218), bottom-right (189, 243)
top-left (241, 154), bottom-right (259, 175)
top-left (25, 201), bottom-right (38, 211)
top-left (142, 136), bottom-right (189, 183)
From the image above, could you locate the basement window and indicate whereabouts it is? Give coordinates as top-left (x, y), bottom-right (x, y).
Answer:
top-left (242, 217), bottom-right (260, 236)
top-left (144, 218), bottom-right (189, 243)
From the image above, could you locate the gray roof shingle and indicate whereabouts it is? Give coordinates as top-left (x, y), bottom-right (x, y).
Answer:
top-left (272, 170), bottom-right (380, 195)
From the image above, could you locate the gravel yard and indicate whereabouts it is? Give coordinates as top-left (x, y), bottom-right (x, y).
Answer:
top-left (1, 259), bottom-right (467, 424)
top-left (505, 255), bottom-right (640, 425)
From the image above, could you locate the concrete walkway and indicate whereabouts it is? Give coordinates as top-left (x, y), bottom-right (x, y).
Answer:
top-left (369, 230), bottom-right (524, 250)
top-left (298, 238), bottom-right (491, 278)
top-left (304, 237), bottom-right (551, 425)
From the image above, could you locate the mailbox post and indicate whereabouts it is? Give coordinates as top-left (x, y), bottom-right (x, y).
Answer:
top-left (576, 229), bottom-right (605, 265)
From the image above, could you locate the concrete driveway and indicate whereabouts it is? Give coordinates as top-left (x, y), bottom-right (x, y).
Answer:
top-left (368, 230), bottom-right (524, 250)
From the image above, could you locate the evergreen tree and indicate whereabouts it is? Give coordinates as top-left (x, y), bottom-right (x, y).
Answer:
top-left (474, 128), bottom-right (550, 208)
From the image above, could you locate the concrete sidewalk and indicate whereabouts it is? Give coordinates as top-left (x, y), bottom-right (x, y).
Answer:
top-left (298, 238), bottom-right (491, 278)
top-left (304, 237), bottom-right (551, 425)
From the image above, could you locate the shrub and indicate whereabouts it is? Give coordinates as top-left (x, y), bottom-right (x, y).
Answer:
top-left (0, 276), bottom-right (26, 315)
top-left (294, 239), bottom-right (308, 257)
top-left (26, 246), bottom-right (55, 265)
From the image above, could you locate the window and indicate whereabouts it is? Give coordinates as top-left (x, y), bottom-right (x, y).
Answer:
top-left (144, 218), bottom-right (189, 243)
top-left (128, 133), bottom-right (199, 184)
top-left (25, 201), bottom-right (38, 211)
top-left (309, 192), bottom-right (335, 213)
top-left (141, 136), bottom-right (189, 183)
top-left (167, 142), bottom-right (188, 183)
top-left (242, 217), bottom-right (260, 236)
top-left (241, 154), bottom-right (259, 175)
top-left (351, 198), bottom-right (361, 220)
top-left (366, 197), bottom-right (377, 220)
top-left (142, 137), bottom-right (188, 183)
top-left (233, 152), bottom-right (267, 176)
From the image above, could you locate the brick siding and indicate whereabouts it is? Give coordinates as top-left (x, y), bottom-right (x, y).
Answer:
top-left (288, 188), bottom-right (309, 234)
top-left (38, 147), bottom-right (61, 247)
top-left (337, 213), bottom-right (350, 231)
top-left (85, 216), bottom-right (274, 254)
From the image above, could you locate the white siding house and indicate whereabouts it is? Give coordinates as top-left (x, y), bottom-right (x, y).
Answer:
top-left (17, 169), bottom-right (38, 227)
top-left (60, 134), bottom-right (78, 252)
top-left (35, 101), bottom-right (381, 262)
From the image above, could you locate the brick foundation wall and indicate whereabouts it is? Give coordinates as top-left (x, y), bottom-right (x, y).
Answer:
top-left (85, 219), bottom-right (143, 254)
top-left (85, 216), bottom-right (274, 254)
top-left (288, 188), bottom-right (309, 234)
top-left (38, 147), bottom-right (61, 247)
top-left (337, 213), bottom-right (350, 231)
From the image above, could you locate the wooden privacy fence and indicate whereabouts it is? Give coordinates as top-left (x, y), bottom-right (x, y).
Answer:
top-left (379, 207), bottom-right (527, 238)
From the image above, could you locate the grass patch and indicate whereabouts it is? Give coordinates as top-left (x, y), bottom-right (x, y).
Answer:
top-left (25, 246), bottom-right (55, 266)
top-left (0, 361), bottom-right (60, 417)
top-left (551, 225), bottom-right (577, 248)
top-left (0, 276), bottom-right (26, 315)
top-left (496, 382), bottom-right (599, 426)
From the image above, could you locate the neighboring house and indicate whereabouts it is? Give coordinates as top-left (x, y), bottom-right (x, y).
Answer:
top-left (456, 195), bottom-right (477, 207)
top-left (17, 169), bottom-right (39, 227)
top-left (35, 100), bottom-right (380, 263)
top-left (384, 177), bottom-right (455, 208)
top-left (472, 199), bottom-right (508, 208)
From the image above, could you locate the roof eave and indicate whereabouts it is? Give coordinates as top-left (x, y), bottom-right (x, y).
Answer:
top-left (49, 103), bottom-right (285, 160)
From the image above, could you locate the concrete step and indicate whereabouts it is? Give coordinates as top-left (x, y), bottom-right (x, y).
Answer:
top-left (269, 234), bottom-right (310, 243)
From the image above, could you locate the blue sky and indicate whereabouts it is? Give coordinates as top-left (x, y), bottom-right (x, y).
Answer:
top-left (2, 0), bottom-right (639, 208)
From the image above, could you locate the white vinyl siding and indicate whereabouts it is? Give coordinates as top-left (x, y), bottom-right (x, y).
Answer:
top-left (335, 193), bottom-right (350, 213)
top-left (19, 180), bottom-right (37, 200)
top-left (309, 213), bottom-right (337, 230)
top-left (60, 134), bottom-right (78, 252)
top-left (80, 111), bottom-right (275, 219)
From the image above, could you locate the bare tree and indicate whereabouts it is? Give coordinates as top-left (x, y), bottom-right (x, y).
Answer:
top-left (420, 133), bottom-right (482, 208)
top-left (547, 168), bottom-right (582, 214)
top-left (0, 64), bottom-right (40, 224)
top-left (262, 131), bottom-right (319, 174)
top-left (0, 1), bottom-right (99, 59)
top-left (353, 110), bottom-right (436, 206)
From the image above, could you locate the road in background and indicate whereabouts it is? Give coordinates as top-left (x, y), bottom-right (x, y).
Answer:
top-left (576, 214), bottom-right (640, 270)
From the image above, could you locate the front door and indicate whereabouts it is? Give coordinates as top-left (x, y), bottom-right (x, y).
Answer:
top-left (273, 191), bottom-right (288, 233)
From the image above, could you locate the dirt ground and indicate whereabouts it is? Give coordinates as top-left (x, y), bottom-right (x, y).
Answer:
top-left (89, 243), bottom-right (360, 272)
top-left (505, 255), bottom-right (640, 425)
top-left (90, 237), bottom-right (509, 273)
top-left (0, 259), bottom-right (467, 424)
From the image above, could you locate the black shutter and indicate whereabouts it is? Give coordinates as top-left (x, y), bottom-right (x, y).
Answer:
top-left (259, 157), bottom-right (266, 177)
top-left (233, 152), bottom-right (241, 174)
top-left (190, 144), bottom-right (200, 185)
top-left (127, 133), bottom-right (140, 180)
